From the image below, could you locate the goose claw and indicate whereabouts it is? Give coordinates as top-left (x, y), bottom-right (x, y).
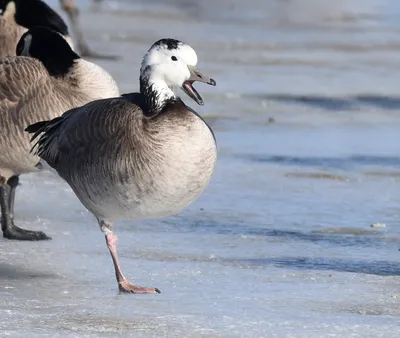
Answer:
top-left (2, 222), bottom-right (51, 241)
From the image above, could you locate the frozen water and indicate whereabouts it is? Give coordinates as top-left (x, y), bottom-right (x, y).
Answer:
top-left (1, 0), bottom-right (400, 337)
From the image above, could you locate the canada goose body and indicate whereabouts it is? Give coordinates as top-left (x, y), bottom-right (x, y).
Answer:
top-left (0, 57), bottom-right (118, 177)
top-left (0, 27), bottom-right (119, 240)
top-left (28, 38), bottom-right (217, 293)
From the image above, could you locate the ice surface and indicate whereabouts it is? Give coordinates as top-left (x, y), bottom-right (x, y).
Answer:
top-left (1, 0), bottom-right (400, 337)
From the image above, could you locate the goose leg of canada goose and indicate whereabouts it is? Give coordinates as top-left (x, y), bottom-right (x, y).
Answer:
top-left (100, 220), bottom-right (160, 294)
top-left (7, 176), bottom-right (19, 219)
top-left (0, 176), bottom-right (51, 241)
top-left (60, 0), bottom-right (118, 60)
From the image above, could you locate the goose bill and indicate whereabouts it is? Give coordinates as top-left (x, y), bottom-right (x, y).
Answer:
top-left (181, 66), bottom-right (216, 105)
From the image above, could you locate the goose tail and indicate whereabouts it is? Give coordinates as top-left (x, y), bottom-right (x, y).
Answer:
top-left (25, 115), bottom-right (64, 171)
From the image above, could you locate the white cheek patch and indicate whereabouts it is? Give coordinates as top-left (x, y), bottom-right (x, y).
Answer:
top-left (3, 1), bottom-right (16, 20)
top-left (58, 33), bottom-right (75, 51)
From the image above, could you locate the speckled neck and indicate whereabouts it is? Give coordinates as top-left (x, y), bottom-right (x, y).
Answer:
top-left (139, 75), bottom-right (176, 117)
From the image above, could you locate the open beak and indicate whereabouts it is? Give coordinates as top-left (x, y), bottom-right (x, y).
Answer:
top-left (181, 65), bottom-right (216, 105)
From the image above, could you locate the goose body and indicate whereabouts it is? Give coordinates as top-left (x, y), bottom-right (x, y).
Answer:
top-left (28, 38), bottom-right (217, 293)
top-left (0, 0), bottom-right (73, 57)
top-left (0, 27), bottom-right (119, 240)
top-left (0, 57), bottom-right (118, 178)
top-left (33, 96), bottom-right (216, 222)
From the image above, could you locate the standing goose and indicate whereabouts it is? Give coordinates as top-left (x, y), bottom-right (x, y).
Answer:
top-left (27, 38), bottom-right (217, 293)
top-left (0, 0), bottom-right (73, 57)
top-left (0, 26), bottom-right (119, 241)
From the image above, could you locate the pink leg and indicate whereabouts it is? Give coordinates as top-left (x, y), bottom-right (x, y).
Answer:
top-left (105, 233), bottom-right (160, 294)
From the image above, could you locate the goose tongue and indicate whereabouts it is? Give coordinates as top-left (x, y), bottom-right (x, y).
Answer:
top-left (182, 81), bottom-right (203, 105)
top-left (181, 65), bottom-right (216, 105)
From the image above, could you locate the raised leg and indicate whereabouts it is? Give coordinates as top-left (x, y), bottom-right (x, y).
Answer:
top-left (1, 176), bottom-right (51, 241)
top-left (60, 0), bottom-right (118, 60)
top-left (99, 219), bottom-right (160, 294)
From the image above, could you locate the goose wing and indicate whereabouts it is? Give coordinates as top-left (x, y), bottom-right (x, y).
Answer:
top-left (0, 57), bottom-right (50, 120)
top-left (26, 97), bottom-right (143, 173)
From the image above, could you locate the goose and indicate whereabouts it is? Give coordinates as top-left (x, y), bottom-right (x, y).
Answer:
top-left (0, 0), bottom-right (74, 57)
top-left (26, 38), bottom-right (217, 294)
top-left (0, 26), bottom-right (119, 241)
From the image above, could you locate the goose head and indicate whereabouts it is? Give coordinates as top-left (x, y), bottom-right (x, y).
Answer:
top-left (0, 0), bottom-right (74, 50)
top-left (140, 38), bottom-right (216, 112)
top-left (16, 26), bottom-right (79, 77)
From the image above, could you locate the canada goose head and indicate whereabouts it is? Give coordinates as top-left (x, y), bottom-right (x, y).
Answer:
top-left (16, 26), bottom-right (79, 77)
top-left (0, 0), bottom-right (74, 49)
top-left (140, 38), bottom-right (216, 110)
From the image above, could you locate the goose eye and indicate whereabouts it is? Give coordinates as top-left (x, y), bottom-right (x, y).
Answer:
top-left (171, 56), bottom-right (177, 61)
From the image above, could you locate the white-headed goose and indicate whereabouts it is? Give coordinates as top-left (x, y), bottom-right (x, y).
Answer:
top-left (0, 26), bottom-right (119, 241)
top-left (0, 0), bottom-right (73, 57)
top-left (27, 38), bottom-right (217, 293)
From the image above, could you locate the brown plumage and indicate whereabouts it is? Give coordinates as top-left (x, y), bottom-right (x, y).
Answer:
top-left (0, 56), bottom-right (118, 178)
top-left (0, 17), bottom-right (26, 57)
top-left (0, 27), bottom-right (119, 241)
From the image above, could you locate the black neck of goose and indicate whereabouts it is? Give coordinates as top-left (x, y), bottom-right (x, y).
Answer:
top-left (139, 76), bottom-right (176, 117)
top-left (16, 28), bottom-right (80, 78)
top-left (43, 49), bottom-right (80, 78)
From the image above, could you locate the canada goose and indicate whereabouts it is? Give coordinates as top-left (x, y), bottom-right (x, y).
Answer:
top-left (0, 26), bottom-right (119, 241)
top-left (27, 38), bottom-right (217, 293)
top-left (0, 0), bottom-right (73, 57)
